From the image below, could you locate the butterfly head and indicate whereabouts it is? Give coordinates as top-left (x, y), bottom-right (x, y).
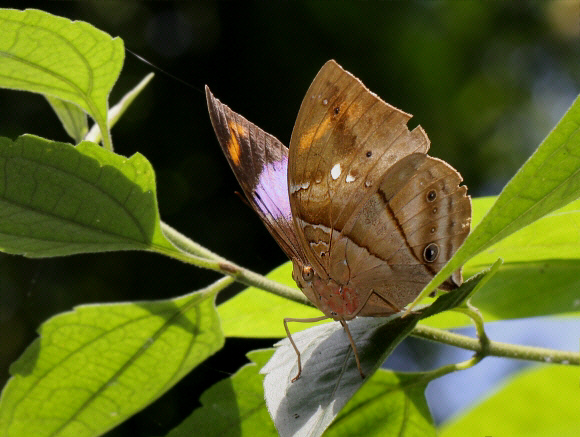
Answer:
top-left (291, 260), bottom-right (360, 321)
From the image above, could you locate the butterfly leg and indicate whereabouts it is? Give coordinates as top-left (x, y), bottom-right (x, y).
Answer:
top-left (339, 319), bottom-right (365, 379)
top-left (284, 316), bottom-right (330, 382)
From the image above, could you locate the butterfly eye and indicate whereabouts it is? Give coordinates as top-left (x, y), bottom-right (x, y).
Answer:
top-left (423, 243), bottom-right (439, 263)
top-left (302, 266), bottom-right (314, 282)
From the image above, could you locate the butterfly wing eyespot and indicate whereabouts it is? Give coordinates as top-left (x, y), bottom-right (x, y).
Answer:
top-left (302, 265), bottom-right (314, 281)
top-left (426, 189), bottom-right (437, 202)
top-left (423, 243), bottom-right (440, 262)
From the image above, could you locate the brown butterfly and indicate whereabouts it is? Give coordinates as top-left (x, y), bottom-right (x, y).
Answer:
top-left (206, 60), bottom-right (471, 380)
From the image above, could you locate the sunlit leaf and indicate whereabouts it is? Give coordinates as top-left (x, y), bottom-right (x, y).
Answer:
top-left (218, 263), bottom-right (325, 338)
top-left (166, 349), bottom-right (276, 437)
top-left (0, 135), bottom-right (175, 256)
top-left (439, 365), bottom-right (580, 437)
top-left (0, 278), bottom-right (228, 437)
top-left (425, 197), bottom-right (580, 329)
top-left (326, 370), bottom-right (435, 437)
top-left (0, 9), bottom-right (124, 149)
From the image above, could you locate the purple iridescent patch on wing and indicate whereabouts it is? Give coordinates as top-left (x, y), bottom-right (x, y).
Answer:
top-left (253, 154), bottom-right (293, 222)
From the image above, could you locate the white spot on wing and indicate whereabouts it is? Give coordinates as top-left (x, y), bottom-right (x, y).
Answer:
top-left (289, 181), bottom-right (310, 194)
top-left (297, 219), bottom-right (332, 233)
top-left (331, 163), bottom-right (342, 180)
top-left (346, 172), bottom-right (356, 183)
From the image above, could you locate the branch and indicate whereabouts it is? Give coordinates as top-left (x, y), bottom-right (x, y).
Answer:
top-left (411, 324), bottom-right (580, 365)
top-left (158, 221), bottom-right (311, 306)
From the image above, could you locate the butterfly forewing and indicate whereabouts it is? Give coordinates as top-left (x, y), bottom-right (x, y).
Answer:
top-left (287, 61), bottom-right (471, 318)
top-left (206, 86), bottom-right (307, 262)
top-left (287, 60), bottom-right (431, 279)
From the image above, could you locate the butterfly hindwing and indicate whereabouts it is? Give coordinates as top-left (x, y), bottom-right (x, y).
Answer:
top-left (342, 153), bottom-right (472, 315)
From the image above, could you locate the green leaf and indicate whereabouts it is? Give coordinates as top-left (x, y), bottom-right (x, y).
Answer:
top-left (45, 96), bottom-right (88, 143)
top-left (409, 94), bottom-right (580, 307)
top-left (85, 73), bottom-right (155, 144)
top-left (465, 197), bottom-right (580, 268)
top-left (439, 365), bottom-right (580, 437)
top-left (171, 350), bottom-right (437, 437)
top-left (326, 370), bottom-right (435, 437)
top-left (261, 272), bottom-right (487, 437)
top-left (0, 278), bottom-right (228, 437)
top-left (218, 263), bottom-right (326, 338)
top-left (0, 135), bottom-right (174, 256)
top-left (166, 349), bottom-right (277, 437)
top-left (0, 9), bottom-right (124, 150)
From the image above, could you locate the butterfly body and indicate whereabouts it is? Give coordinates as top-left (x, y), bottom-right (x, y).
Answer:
top-left (207, 60), bottom-right (471, 377)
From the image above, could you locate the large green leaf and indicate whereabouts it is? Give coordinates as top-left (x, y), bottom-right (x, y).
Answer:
top-left (439, 365), bottom-right (580, 437)
top-left (0, 278), bottom-right (228, 437)
top-left (410, 94), bottom-right (580, 306)
top-left (0, 9), bottom-right (124, 150)
top-left (260, 272), bottom-right (487, 437)
top-left (0, 135), bottom-right (175, 256)
top-left (166, 349), bottom-right (277, 437)
top-left (326, 370), bottom-right (435, 437)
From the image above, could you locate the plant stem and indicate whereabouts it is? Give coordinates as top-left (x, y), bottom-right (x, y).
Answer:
top-left (157, 221), bottom-right (312, 306)
top-left (453, 303), bottom-right (489, 346)
top-left (411, 324), bottom-right (580, 365)
top-left (161, 222), bottom-right (227, 262)
top-left (419, 354), bottom-right (483, 383)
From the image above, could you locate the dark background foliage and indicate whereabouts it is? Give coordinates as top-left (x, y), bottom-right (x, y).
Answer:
top-left (1, 1), bottom-right (579, 435)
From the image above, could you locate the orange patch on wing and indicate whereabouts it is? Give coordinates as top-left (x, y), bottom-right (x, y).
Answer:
top-left (346, 101), bottom-right (363, 119)
top-left (226, 120), bottom-right (247, 166)
top-left (299, 117), bottom-right (332, 152)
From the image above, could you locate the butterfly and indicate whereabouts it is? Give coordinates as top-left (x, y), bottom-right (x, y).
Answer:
top-left (206, 60), bottom-right (471, 380)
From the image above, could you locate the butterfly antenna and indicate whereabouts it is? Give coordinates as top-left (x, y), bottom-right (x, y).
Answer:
top-left (125, 47), bottom-right (204, 95)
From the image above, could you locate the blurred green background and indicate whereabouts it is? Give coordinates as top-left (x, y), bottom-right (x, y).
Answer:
top-left (1, 1), bottom-right (579, 436)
